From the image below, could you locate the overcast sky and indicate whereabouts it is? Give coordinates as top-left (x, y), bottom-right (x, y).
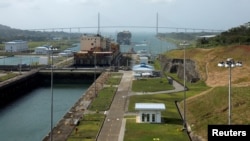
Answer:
top-left (0, 0), bottom-right (249, 33)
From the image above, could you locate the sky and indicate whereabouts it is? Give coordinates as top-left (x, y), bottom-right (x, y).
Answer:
top-left (0, 0), bottom-right (250, 33)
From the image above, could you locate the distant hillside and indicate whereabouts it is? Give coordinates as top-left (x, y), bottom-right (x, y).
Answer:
top-left (157, 22), bottom-right (250, 48)
top-left (0, 24), bottom-right (12, 30)
top-left (0, 24), bottom-right (81, 43)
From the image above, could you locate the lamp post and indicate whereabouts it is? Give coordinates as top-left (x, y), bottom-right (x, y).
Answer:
top-left (218, 58), bottom-right (242, 125)
top-left (180, 41), bottom-right (189, 130)
top-left (19, 56), bottom-right (22, 74)
top-left (94, 50), bottom-right (97, 97)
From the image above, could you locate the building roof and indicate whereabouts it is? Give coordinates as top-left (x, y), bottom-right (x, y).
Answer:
top-left (132, 63), bottom-right (154, 69)
top-left (6, 40), bottom-right (26, 43)
top-left (36, 46), bottom-right (48, 49)
top-left (135, 103), bottom-right (166, 110)
top-left (197, 35), bottom-right (216, 38)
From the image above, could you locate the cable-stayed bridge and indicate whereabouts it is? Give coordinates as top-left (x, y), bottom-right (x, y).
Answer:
top-left (27, 25), bottom-right (224, 34)
top-left (26, 13), bottom-right (225, 34)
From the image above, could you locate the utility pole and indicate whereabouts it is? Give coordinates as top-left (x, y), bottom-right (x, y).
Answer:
top-left (97, 12), bottom-right (100, 35)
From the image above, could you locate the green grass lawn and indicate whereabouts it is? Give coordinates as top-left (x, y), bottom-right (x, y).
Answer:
top-left (0, 72), bottom-right (19, 82)
top-left (125, 92), bottom-right (190, 141)
top-left (105, 72), bottom-right (123, 85)
top-left (88, 87), bottom-right (117, 111)
top-left (124, 118), bottom-right (189, 141)
top-left (67, 113), bottom-right (105, 141)
top-left (132, 78), bottom-right (175, 92)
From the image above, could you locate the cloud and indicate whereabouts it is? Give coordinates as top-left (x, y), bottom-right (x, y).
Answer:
top-left (0, 2), bottom-right (11, 8)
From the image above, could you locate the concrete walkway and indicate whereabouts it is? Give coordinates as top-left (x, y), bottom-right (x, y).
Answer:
top-left (97, 70), bottom-right (133, 141)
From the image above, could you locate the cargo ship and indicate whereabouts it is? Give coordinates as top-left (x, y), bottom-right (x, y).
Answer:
top-left (116, 31), bottom-right (132, 45)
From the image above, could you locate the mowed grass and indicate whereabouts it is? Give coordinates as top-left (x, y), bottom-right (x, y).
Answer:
top-left (88, 87), bottom-right (117, 111)
top-left (0, 72), bottom-right (19, 82)
top-left (67, 113), bottom-right (105, 141)
top-left (105, 72), bottom-right (123, 85)
top-left (124, 118), bottom-right (189, 141)
top-left (132, 78), bottom-right (175, 92)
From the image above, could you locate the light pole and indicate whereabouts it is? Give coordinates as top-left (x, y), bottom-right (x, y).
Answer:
top-left (180, 41), bottom-right (189, 130)
top-left (19, 56), bottom-right (22, 74)
top-left (218, 58), bottom-right (242, 125)
top-left (94, 51), bottom-right (97, 97)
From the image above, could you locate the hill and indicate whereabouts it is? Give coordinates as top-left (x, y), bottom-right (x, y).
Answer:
top-left (0, 24), bottom-right (81, 42)
top-left (165, 45), bottom-right (250, 140)
top-left (166, 45), bottom-right (250, 87)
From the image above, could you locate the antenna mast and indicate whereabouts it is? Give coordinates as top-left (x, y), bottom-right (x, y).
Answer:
top-left (98, 12), bottom-right (100, 35)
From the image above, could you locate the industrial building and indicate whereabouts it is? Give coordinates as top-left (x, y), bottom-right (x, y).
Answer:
top-left (4, 40), bottom-right (28, 52)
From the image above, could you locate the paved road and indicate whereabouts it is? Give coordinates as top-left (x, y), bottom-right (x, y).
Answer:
top-left (97, 71), bottom-right (133, 141)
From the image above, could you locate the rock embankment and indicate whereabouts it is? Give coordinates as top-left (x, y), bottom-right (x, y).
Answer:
top-left (160, 56), bottom-right (200, 83)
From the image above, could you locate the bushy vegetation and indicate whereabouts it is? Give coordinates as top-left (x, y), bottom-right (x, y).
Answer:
top-left (157, 22), bottom-right (250, 48)
top-left (198, 25), bottom-right (250, 47)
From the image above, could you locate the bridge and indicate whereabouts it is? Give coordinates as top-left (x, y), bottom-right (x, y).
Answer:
top-left (28, 25), bottom-right (224, 34)
top-left (26, 12), bottom-right (224, 34)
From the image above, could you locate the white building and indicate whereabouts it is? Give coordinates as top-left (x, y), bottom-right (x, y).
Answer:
top-left (5, 40), bottom-right (28, 52)
top-left (135, 103), bottom-right (166, 123)
top-left (132, 63), bottom-right (154, 78)
top-left (34, 45), bottom-right (57, 55)
top-left (35, 46), bottom-right (49, 54)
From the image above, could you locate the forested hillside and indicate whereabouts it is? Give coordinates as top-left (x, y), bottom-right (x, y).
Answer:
top-left (0, 24), bottom-right (81, 43)
top-left (204, 24), bottom-right (250, 46)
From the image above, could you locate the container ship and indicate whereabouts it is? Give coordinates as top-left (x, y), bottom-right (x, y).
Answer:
top-left (116, 31), bottom-right (132, 45)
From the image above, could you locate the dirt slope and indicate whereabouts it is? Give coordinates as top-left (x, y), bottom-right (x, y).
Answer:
top-left (185, 45), bottom-right (250, 87)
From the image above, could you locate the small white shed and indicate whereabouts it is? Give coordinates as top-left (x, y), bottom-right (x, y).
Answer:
top-left (135, 103), bottom-right (166, 123)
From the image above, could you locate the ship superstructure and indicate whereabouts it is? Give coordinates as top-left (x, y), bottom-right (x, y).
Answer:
top-left (116, 31), bottom-right (132, 45)
top-left (74, 34), bottom-right (121, 67)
